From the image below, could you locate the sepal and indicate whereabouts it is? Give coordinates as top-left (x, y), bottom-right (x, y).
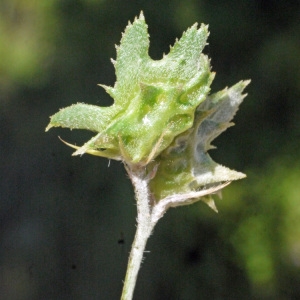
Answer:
top-left (149, 80), bottom-right (250, 209)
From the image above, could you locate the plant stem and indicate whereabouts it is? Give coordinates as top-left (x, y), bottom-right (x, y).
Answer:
top-left (121, 166), bottom-right (156, 300)
top-left (120, 166), bottom-right (231, 299)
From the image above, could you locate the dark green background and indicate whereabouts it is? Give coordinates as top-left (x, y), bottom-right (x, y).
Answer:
top-left (1, 0), bottom-right (300, 299)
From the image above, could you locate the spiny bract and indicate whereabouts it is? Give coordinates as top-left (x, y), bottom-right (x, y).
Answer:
top-left (46, 12), bottom-right (249, 209)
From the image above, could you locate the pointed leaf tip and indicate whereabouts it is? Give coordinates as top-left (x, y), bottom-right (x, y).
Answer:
top-left (202, 196), bottom-right (218, 212)
top-left (139, 11), bottom-right (145, 20)
top-left (45, 124), bottom-right (52, 132)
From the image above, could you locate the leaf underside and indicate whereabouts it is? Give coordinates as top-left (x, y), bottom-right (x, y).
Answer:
top-left (149, 80), bottom-right (249, 207)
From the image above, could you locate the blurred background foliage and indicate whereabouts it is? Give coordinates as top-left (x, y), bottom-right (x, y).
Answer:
top-left (1, 0), bottom-right (300, 299)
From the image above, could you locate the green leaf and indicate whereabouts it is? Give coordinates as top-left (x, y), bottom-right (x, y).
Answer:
top-left (45, 103), bottom-right (117, 132)
top-left (46, 12), bottom-right (213, 165)
top-left (149, 80), bottom-right (250, 206)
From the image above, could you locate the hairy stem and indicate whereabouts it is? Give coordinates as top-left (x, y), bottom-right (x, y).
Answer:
top-left (121, 166), bottom-right (156, 300)
top-left (120, 165), bottom-right (230, 299)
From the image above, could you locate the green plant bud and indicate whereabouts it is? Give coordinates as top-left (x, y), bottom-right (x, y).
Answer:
top-left (46, 12), bottom-right (214, 165)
